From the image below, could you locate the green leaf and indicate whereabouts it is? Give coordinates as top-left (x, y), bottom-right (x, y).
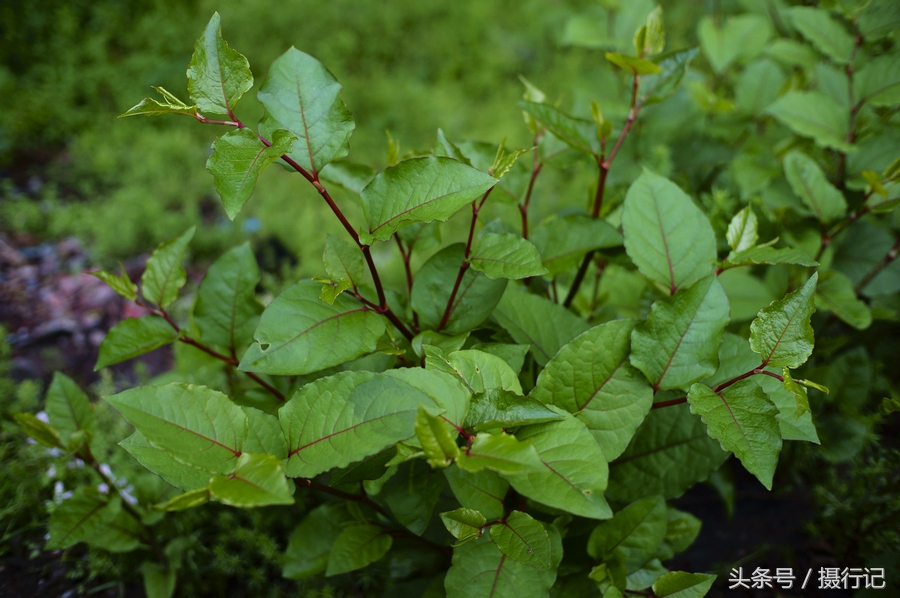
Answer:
top-left (605, 52), bottom-right (661, 75)
top-left (316, 277), bottom-right (352, 305)
top-left (186, 13), bottom-right (253, 114)
top-left (119, 432), bottom-right (212, 491)
top-left (319, 160), bottom-right (375, 195)
top-left (469, 233), bottom-right (547, 280)
top-left (206, 128), bottom-right (294, 220)
top-left (735, 59), bottom-right (786, 115)
top-left (382, 460), bottom-right (446, 535)
top-left (531, 320), bottom-right (653, 461)
top-left (588, 496), bottom-right (667, 573)
top-left (530, 215), bottom-right (623, 276)
top-left (412, 330), bottom-right (469, 358)
top-left (642, 48), bottom-right (699, 105)
top-left (194, 243), bottom-right (262, 352)
top-left (435, 128), bottom-right (473, 165)
top-left (631, 276), bottom-right (730, 391)
top-left (386, 367), bottom-right (472, 428)
top-left (153, 487), bottom-right (210, 512)
top-left (507, 413), bottom-right (612, 519)
top-left (815, 271), bottom-right (872, 330)
top-left (687, 380), bottom-right (781, 490)
top-left (239, 280), bottom-right (384, 375)
top-left (607, 405), bottom-right (728, 504)
top-left (470, 343), bottom-right (530, 375)
top-left (141, 227), bottom-right (195, 308)
top-left (284, 504), bottom-right (350, 579)
top-left (783, 152), bottom-right (847, 223)
top-left (323, 234), bottom-right (365, 287)
top-left (210, 453), bottom-right (293, 507)
top-left (13, 412), bottom-right (61, 448)
top-left (279, 371), bottom-right (441, 478)
top-left (721, 246), bottom-right (818, 270)
top-left (96, 316), bottom-right (178, 370)
top-left (411, 243), bottom-right (508, 335)
top-left (141, 562), bottom-right (176, 598)
top-left (90, 264), bottom-right (138, 300)
top-left (47, 488), bottom-right (120, 550)
top-left (397, 220), bottom-right (442, 253)
top-left (749, 273), bottom-right (818, 368)
top-left (106, 383), bottom-right (246, 474)
top-left (490, 511), bottom-right (552, 569)
top-left (782, 368), bottom-right (812, 421)
top-left (854, 54), bottom-right (900, 107)
top-left (120, 86), bottom-right (198, 118)
top-left (416, 406), bottom-right (460, 468)
top-left (326, 523), bottom-right (392, 576)
top-left (45, 373), bottom-right (95, 447)
top-left (652, 571), bottom-right (716, 598)
top-left (456, 432), bottom-right (546, 475)
top-left (788, 7), bottom-right (855, 65)
top-left (698, 14), bottom-right (771, 74)
top-left (622, 170), bottom-right (717, 293)
top-left (440, 508), bottom-right (486, 543)
top-left (465, 389), bottom-right (565, 432)
top-left (655, 507), bottom-right (702, 561)
top-left (360, 156), bottom-right (497, 243)
top-left (426, 347), bottom-right (522, 394)
top-left (756, 374), bottom-right (820, 444)
top-left (445, 532), bottom-right (560, 598)
top-left (718, 269), bottom-right (777, 323)
top-left (766, 92), bottom-right (853, 153)
top-left (493, 288), bottom-right (591, 366)
top-left (726, 207), bottom-right (758, 253)
top-left (518, 101), bottom-right (600, 155)
top-left (258, 47), bottom-right (354, 174)
top-left (444, 465), bottom-right (509, 521)
top-left (329, 449), bottom-right (394, 487)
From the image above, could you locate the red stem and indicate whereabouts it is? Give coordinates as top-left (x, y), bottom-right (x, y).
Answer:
top-left (855, 237), bottom-right (900, 294)
top-left (519, 131), bottom-right (544, 239)
top-left (650, 365), bottom-right (784, 410)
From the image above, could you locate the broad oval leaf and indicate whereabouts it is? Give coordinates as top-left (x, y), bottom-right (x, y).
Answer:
top-left (426, 347), bottom-right (522, 394)
top-left (106, 383), bottom-right (247, 474)
top-left (721, 246), bottom-right (818, 270)
top-left (622, 170), bottom-right (716, 293)
top-left (749, 273), bottom-right (817, 368)
top-left (725, 207), bottom-right (758, 253)
top-left (283, 504), bottom-right (351, 580)
top-left (783, 151), bottom-right (847, 223)
top-left (765, 91), bottom-right (852, 153)
top-left (238, 280), bottom-right (385, 375)
top-left (652, 571), bottom-right (716, 598)
top-left (854, 54), bottom-right (900, 107)
top-left (141, 227), bottom-right (195, 308)
top-left (815, 271), bottom-right (872, 330)
top-left (96, 316), bottom-right (178, 370)
top-left (697, 14), bottom-right (771, 74)
top-left (186, 13), bottom-right (253, 114)
top-left (456, 432), bottom-right (546, 475)
top-left (326, 523), bottom-right (392, 576)
top-left (631, 276), bottom-right (730, 391)
top-left (465, 389), bottom-right (565, 432)
top-left (360, 156), bottom-right (497, 243)
top-left (323, 234), bottom-right (365, 286)
top-left (788, 7), bottom-right (854, 65)
top-left (443, 465), bottom-right (510, 521)
top-left (258, 47), bottom-right (355, 174)
top-left (530, 214), bottom-right (623, 277)
top-left (46, 488), bottom-right (121, 550)
top-left (490, 511), bottom-right (552, 569)
top-left (531, 319), bottom-right (653, 461)
top-left (440, 507), bottom-right (487, 542)
top-left (518, 101), bottom-right (599, 155)
top-left (588, 495), bottom-right (667, 573)
top-left (381, 460), bottom-right (446, 535)
top-left (469, 232), bottom-right (547, 280)
top-left (119, 432), bottom-right (212, 491)
top-left (210, 453), bottom-right (294, 507)
top-left (45, 373), bottom-right (95, 447)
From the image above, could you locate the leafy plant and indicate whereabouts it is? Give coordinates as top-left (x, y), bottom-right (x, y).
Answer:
top-left (11, 2), bottom-right (900, 596)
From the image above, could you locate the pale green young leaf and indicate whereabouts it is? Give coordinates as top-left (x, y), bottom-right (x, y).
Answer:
top-left (531, 319), bottom-right (653, 461)
top-left (518, 75), bottom-right (547, 134)
top-left (416, 406), bottom-right (460, 468)
top-left (411, 244), bottom-right (507, 335)
top-left (607, 405), bottom-right (728, 504)
top-left (469, 232), bottom-right (547, 280)
top-left (242, 407), bottom-right (288, 460)
top-left (443, 466), bottom-right (509, 521)
top-left (279, 371), bottom-right (439, 478)
top-left (45, 373), bottom-right (95, 447)
top-left (440, 508), bottom-right (486, 542)
top-left (194, 243), bottom-right (262, 352)
top-left (782, 368), bottom-right (812, 421)
top-left (206, 128), bottom-right (294, 220)
top-left (815, 271), bottom-right (872, 330)
top-left (385, 368), bottom-right (471, 429)
top-left (210, 453), bottom-right (293, 507)
top-left (490, 511), bottom-right (552, 569)
top-left (783, 151), bottom-right (847, 223)
top-left (153, 487), bottom-right (210, 512)
top-left (186, 12), bottom-right (253, 114)
top-left (721, 246), bottom-right (818, 270)
top-left (726, 207), bottom-right (758, 253)
top-left (456, 432), bottom-right (546, 475)
top-left (631, 276), bottom-right (730, 391)
top-left (622, 170), bottom-right (717, 293)
top-left (411, 330), bottom-right (468, 358)
top-left (749, 273), bottom-right (818, 368)
top-left (687, 380), bottom-right (781, 489)
top-left (518, 101), bottom-right (600, 155)
top-left (96, 316), bottom-right (178, 370)
top-left (316, 277), bottom-right (352, 305)
top-left (238, 280), bottom-right (384, 375)
top-left (445, 533), bottom-right (559, 598)
top-left (435, 128), bottom-right (472, 165)
top-left (641, 5), bottom-right (665, 56)
top-left (120, 86), bottom-right (197, 118)
top-left (606, 52), bottom-right (661, 75)
top-left (13, 413), bottom-right (61, 448)
top-left (642, 48), bottom-right (699, 105)
top-left (788, 7), bottom-right (855, 65)
top-left (382, 460), bottom-right (446, 535)
top-left (530, 214), bottom-right (623, 276)
top-left (319, 160), bottom-right (375, 195)
top-left (426, 347), bottom-right (522, 394)
top-left (854, 54), bottom-right (900, 107)
top-left (493, 287), bottom-right (591, 366)
top-left (323, 234), bottom-right (365, 286)
top-left (655, 507), bottom-right (702, 561)
top-left (90, 264), bottom-right (138, 300)
top-left (588, 496), bottom-right (667, 573)
top-left (47, 488), bottom-right (120, 550)
top-left (766, 92), bottom-right (853, 152)
top-left (258, 47), bottom-right (354, 174)
top-left (465, 389), bottom-right (565, 432)
top-left (507, 413), bottom-right (612, 519)
top-left (141, 227), bottom-right (195, 308)
top-left (652, 572), bottom-right (716, 598)
top-left (106, 383), bottom-right (246, 474)
top-left (470, 343), bottom-right (530, 374)
top-left (119, 432), bottom-right (212, 491)
top-left (756, 374), bottom-right (820, 444)
top-left (283, 504), bottom-right (350, 580)
top-left (326, 523), bottom-right (392, 576)
top-left (360, 156), bottom-right (497, 243)
top-left (698, 14), bottom-right (771, 74)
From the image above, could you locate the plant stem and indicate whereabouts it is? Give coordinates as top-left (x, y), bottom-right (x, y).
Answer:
top-left (519, 131), bottom-right (544, 239)
top-left (298, 478), bottom-right (389, 518)
top-left (855, 237), bottom-right (900, 294)
top-left (650, 365), bottom-right (784, 409)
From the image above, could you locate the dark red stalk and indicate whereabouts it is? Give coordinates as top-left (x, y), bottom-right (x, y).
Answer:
top-left (650, 366), bottom-right (784, 410)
